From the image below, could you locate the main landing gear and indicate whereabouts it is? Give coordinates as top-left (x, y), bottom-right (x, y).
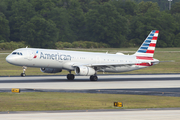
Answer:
top-left (66, 71), bottom-right (98, 81)
top-left (90, 68), bottom-right (98, 81)
top-left (21, 66), bottom-right (27, 77)
top-left (67, 74), bottom-right (98, 81)
top-left (90, 75), bottom-right (98, 81)
top-left (67, 71), bottom-right (75, 80)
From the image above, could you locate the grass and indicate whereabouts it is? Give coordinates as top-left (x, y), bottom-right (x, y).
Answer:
top-left (0, 92), bottom-right (180, 112)
top-left (1, 48), bottom-right (180, 76)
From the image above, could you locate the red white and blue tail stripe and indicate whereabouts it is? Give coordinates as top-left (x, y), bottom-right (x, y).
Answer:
top-left (134, 30), bottom-right (159, 60)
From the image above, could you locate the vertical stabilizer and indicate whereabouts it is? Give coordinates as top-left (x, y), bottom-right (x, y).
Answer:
top-left (134, 30), bottom-right (159, 59)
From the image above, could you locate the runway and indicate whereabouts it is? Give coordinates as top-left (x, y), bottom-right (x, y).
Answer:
top-left (0, 74), bottom-right (180, 96)
top-left (1, 108), bottom-right (180, 120)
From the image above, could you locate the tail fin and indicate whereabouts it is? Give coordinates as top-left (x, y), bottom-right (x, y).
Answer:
top-left (134, 30), bottom-right (159, 59)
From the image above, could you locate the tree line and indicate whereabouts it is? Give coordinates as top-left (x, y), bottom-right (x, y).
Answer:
top-left (0, 0), bottom-right (180, 49)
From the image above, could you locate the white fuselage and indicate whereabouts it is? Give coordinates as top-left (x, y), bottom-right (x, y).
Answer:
top-left (6, 48), bottom-right (159, 73)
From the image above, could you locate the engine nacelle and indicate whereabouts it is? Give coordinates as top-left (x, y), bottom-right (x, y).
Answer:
top-left (40, 68), bottom-right (62, 73)
top-left (75, 66), bottom-right (95, 76)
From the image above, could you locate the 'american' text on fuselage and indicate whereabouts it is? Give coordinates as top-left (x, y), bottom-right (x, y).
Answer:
top-left (40, 52), bottom-right (71, 61)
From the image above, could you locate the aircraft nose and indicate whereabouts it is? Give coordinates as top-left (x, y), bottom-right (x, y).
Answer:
top-left (6, 55), bottom-right (13, 64)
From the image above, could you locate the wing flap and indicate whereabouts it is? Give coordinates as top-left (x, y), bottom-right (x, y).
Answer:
top-left (88, 62), bottom-right (137, 67)
top-left (73, 62), bottom-right (138, 68)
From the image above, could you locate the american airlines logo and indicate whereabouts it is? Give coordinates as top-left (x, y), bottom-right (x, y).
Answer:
top-left (33, 51), bottom-right (38, 58)
top-left (40, 52), bottom-right (71, 61)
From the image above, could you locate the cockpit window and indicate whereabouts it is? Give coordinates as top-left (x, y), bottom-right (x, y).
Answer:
top-left (12, 52), bottom-right (23, 55)
top-left (12, 52), bottom-right (17, 55)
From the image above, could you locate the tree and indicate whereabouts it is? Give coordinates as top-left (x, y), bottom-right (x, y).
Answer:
top-left (0, 12), bottom-right (10, 42)
top-left (157, 11), bottom-right (176, 47)
top-left (110, 0), bottom-right (137, 17)
top-left (0, 0), bottom-right (9, 42)
top-left (136, 1), bottom-right (160, 15)
top-left (9, 0), bottom-right (36, 42)
top-left (171, 2), bottom-right (180, 14)
top-left (0, 0), bottom-right (179, 48)
top-left (128, 1), bottom-right (161, 47)
top-left (30, 0), bottom-right (58, 18)
top-left (20, 16), bottom-right (58, 48)
top-left (86, 2), bottom-right (129, 47)
top-left (78, 0), bottom-right (92, 13)
top-left (0, 0), bottom-right (7, 14)
top-left (66, 0), bottom-right (85, 42)
top-left (47, 7), bottom-right (74, 42)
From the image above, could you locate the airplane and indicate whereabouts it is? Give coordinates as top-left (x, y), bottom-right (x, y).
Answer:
top-left (6, 30), bottom-right (159, 81)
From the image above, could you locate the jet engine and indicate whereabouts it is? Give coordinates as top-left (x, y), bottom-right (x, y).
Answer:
top-left (75, 66), bottom-right (95, 76)
top-left (40, 68), bottom-right (62, 73)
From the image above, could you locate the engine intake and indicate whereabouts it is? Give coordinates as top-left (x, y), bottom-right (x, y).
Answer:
top-left (75, 66), bottom-right (95, 76)
top-left (40, 68), bottom-right (62, 73)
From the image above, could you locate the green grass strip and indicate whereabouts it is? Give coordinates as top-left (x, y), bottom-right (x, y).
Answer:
top-left (0, 92), bottom-right (180, 112)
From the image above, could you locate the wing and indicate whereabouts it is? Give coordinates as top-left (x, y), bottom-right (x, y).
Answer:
top-left (72, 62), bottom-right (139, 71)
top-left (86, 62), bottom-right (138, 67)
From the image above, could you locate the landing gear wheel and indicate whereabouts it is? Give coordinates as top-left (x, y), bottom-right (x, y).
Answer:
top-left (67, 74), bottom-right (75, 80)
top-left (90, 75), bottom-right (98, 81)
top-left (21, 73), bottom-right (26, 77)
top-left (21, 66), bottom-right (27, 77)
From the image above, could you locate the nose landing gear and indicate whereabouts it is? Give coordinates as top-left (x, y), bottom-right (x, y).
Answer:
top-left (21, 66), bottom-right (27, 77)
